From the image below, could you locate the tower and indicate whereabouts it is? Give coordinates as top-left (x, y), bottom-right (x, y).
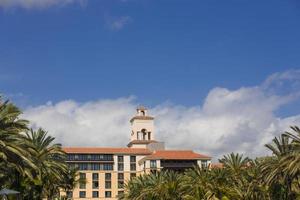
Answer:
top-left (127, 106), bottom-right (156, 148)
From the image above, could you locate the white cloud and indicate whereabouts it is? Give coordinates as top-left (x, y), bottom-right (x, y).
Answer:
top-left (0, 0), bottom-right (87, 10)
top-left (23, 70), bottom-right (300, 160)
top-left (105, 15), bottom-right (132, 31)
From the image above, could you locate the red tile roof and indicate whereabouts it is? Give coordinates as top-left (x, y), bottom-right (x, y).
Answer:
top-left (210, 163), bottom-right (224, 169)
top-left (142, 150), bottom-right (211, 161)
top-left (63, 147), bottom-right (152, 155)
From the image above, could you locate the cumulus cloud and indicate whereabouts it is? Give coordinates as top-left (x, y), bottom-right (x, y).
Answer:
top-left (23, 70), bottom-right (300, 159)
top-left (105, 15), bottom-right (132, 31)
top-left (0, 0), bottom-right (87, 10)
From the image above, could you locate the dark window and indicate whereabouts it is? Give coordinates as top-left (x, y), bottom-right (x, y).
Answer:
top-left (102, 163), bottom-right (113, 170)
top-left (118, 190), bottom-right (124, 197)
top-left (78, 154), bottom-right (88, 160)
top-left (105, 191), bottom-right (112, 198)
top-left (105, 173), bottom-right (111, 180)
top-left (79, 173), bottom-right (86, 179)
top-left (118, 155), bottom-right (124, 162)
top-left (130, 163), bottom-right (136, 171)
top-left (67, 154), bottom-right (75, 160)
top-left (79, 173), bottom-right (86, 189)
top-left (66, 191), bottom-right (73, 198)
top-left (92, 173), bottom-right (98, 180)
top-left (92, 181), bottom-right (99, 189)
top-left (92, 191), bottom-right (99, 198)
top-left (118, 173), bottom-right (124, 180)
top-left (130, 156), bottom-right (136, 162)
top-left (79, 191), bottom-right (86, 198)
top-left (91, 163), bottom-right (100, 170)
top-left (105, 181), bottom-right (111, 189)
top-left (130, 173), bottom-right (136, 179)
top-left (78, 163), bottom-right (88, 170)
top-left (150, 160), bottom-right (157, 168)
top-left (118, 180), bottom-right (124, 188)
top-left (79, 182), bottom-right (86, 189)
top-left (118, 163), bottom-right (124, 171)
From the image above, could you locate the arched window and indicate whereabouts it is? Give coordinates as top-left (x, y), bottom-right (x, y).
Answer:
top-left (141, 129), bottom-right (147, 140)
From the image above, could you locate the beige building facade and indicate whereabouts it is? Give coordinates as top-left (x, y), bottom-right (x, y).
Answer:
top-left (63, 106), bottom-right (211, 199)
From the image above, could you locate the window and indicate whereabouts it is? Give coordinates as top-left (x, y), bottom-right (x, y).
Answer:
top-left (201, 160), bottom-right (208, 168)
top-left (79, 173), bottom-right (86, 189)
top-left (91, 163), bottom-right (100, 170)
top-left (118, 173), bottom-right (124, 180)
top-left (105, 173), bottom-right (111, 180)
top-left (92, 181), bottom-right (99, 189)
top-left (79, 173), bottom-right (86, 179)
top-left (92, 191), bottom-right (99, 198)
top-left (105, 181), bottom-right (111, 189)
top-left (67, 154), bottom-right (75, 160)
top-left (78, 154), bottom-right (88, 160)
top-left (72, 163), bottom-right (113, 171)
top-left (92, 173), bottom-right (98, 180)
top-left (130, 173), bottom-right (136, 179)
top-left (105, 191), bottom-right (112, 198)
top-left (118, 163), bottom-right (124, 171)
top-left (89, 154), bottom-right (113, 161)
top-left (78, 163), bottom-right (88, 170)
top-left (130, 163), bottom-right (136, 171)
top-left (148, 132), bottom-right (151, 140)
top-left (118, 180), bottom-right (124, 188)
top-left (130, 156), bottom-right (136, 162)
top-left (118, 155), bottom-right (124, 162)
top-left (150, 160), bottom-right (157, 168)
top-left (79, 182), bottom-right (86, 189)
top-left (118, 191), bottom-right (124, 197)
top-left (105, 173), bottom-right (111, 189)
top-left (79, 191), bottom-right (86, 198)
top-left (66, 191), bottom-right (73, 198)
top-left (92, 173), bottom-right (99, 189)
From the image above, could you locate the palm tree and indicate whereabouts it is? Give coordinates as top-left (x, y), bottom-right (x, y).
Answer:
top-left (25, 128), bottom-right (67, 199)
top-left (59, 166), bottom-right (85, 200)
top-left (183, 167), bottom-right (232, 200)
top-left (123, 170), bottom-right (185, 200)
top-left (282, 126), bottom-right (300, 178)
top-left (0, 98), bottom-right (36, 186)
top-left (231, 159), bottom-right (269, 200)
top-left (261, 134), bottom-right (296, 199)
top-left (219, 153), bottom-right (251, 175)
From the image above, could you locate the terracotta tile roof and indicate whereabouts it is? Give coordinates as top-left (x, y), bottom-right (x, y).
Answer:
top-left (63, 147), bottom-right (152, 155)
top-left (141, 150), bottom-right (211, 161)
top-left (210, 163), bottom-right (224, 169)
top-left (130, 116), bottom-right (154, 122)
top-left (127, 140), bottom-right (158, 147)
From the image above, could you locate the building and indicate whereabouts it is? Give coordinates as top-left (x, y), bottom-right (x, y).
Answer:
top-left (63, 106), bottom-right (211, 199)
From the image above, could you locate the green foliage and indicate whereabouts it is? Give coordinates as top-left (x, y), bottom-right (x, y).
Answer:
top-left (122, 127), bottom-right (300, 200)
top-left (0, 95), bottom-right (300, 200)
top-left (0, 96), bottom-right (79, 200)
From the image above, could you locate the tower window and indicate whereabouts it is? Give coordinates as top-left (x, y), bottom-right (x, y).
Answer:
top-left (148, 132), bottom-right (151, 140)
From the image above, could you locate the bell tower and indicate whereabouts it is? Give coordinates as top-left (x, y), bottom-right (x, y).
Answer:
top-left (128, 106), bottom-right (156, 148)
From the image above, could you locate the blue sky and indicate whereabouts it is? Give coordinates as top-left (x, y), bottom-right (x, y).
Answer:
top-left (2, 0), bottom-right (300, 156)
top-left (1, 0), bottom-right (299, 108)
